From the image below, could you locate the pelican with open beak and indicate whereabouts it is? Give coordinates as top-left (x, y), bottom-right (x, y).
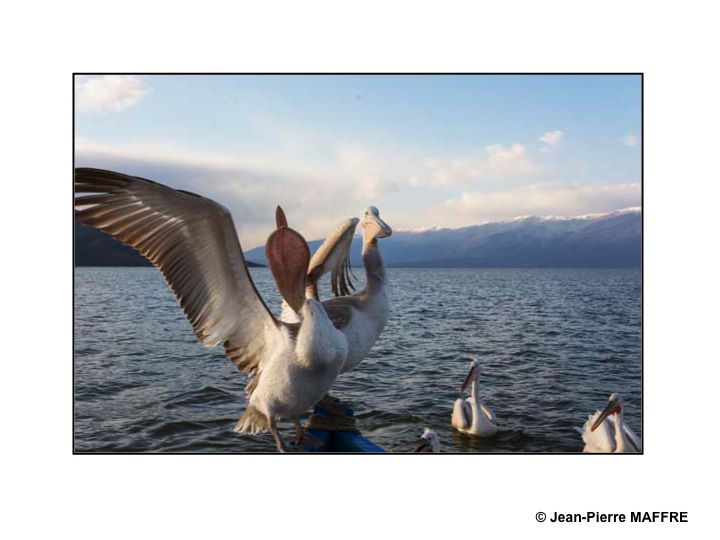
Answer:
top-left (280, 206), bottom-right (393, 375)
top-left (451, 358), bottom-right (498, 438)
top-left (578, 393), bottom-right (642, 453)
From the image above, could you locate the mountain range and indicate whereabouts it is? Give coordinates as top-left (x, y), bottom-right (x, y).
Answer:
top-left (75, 208), bottom-right (640, 268)
top-left (246, 208), bottom-right (641, 268)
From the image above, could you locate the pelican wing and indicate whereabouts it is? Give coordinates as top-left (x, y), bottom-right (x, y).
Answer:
top-left (622, 424), bottom-right (643, 452)
top-left (321, 296), bottom-right (362, 330)
top-left (451, 398), bottom-right (470, 430)
top-left (306, 217), bottom-right (359, 300)
top-left (75, 168), bottom-right (279, 382)
top-left (480, 402), bottom-right (496, 424)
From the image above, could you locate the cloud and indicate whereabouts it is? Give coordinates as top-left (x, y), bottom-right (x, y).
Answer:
top-left (416, 143), bottom-right (539, 187)
top-left (539, 130), bottom-right (564, 146)
top-left (434, 181), bottom-right (640, 226)
top-left (75, 135), bottom-right (639, 246)
top-left (622, 134), bottom-right (639, 146)
top-left (75, 75), bottom-right (147, 112)
top-left (75, 138), bottom-right (394, 248)
top-left (538, 130), bottom-right (564, 153)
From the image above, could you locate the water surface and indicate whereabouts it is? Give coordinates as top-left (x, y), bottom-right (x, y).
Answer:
top-left (74, 267), bottom-right (641, 453)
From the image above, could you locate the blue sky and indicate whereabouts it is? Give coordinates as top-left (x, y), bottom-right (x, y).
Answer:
top-left (75, 74), bottom-right (641, 248)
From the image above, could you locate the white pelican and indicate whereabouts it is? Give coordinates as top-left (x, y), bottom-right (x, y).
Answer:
top-left (579, 393), bottom-right (641, 453)
top-left (451, 359), bottom-right (498, 437)
top-left (75, 168), bottom-right (348, 452)
top-left (280, 206), bottom-right (392, 374)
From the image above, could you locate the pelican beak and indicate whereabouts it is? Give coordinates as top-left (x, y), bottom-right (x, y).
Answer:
top-left (591, 397), bottom-right (621, 432)
top-left (265, 206), bottom-right (311, 313)
top-left (363, 213), bottom-right (392, 241)
top-left (460, 364), bottom-right (479, 393)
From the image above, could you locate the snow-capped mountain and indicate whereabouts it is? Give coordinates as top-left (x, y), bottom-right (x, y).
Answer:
top-left (244, 208), bottom-right (641, 268)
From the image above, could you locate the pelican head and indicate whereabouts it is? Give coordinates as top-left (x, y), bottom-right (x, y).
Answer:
top-left (460, 357), bottom-right (481, 393)
top-left (591, 393), bottom-right (623, 432)
top-left (361, 206), bottom-right (392, 244)
top-left (416, 428), bottom-right (440, 452)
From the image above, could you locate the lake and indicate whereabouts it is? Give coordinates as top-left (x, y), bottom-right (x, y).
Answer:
top-left (74, 266), bottom-right (642, 453)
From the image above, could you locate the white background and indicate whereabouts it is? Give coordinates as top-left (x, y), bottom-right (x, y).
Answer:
top-left (2, 1), bottom-right (718, 538)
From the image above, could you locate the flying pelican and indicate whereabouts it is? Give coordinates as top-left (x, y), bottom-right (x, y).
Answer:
top-left (74, 168), bottom-right (348, 452)
top-left (280, 206), bottom-right (392, 374)
top-left (578, 393), bottom-right (641, 453)
top-left (451, 358), bottom-right (498, 437)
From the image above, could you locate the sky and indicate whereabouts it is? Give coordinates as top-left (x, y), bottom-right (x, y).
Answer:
top-left (75, 74), bottom-right (641, 248)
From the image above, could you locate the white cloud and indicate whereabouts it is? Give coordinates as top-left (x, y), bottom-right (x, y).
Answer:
top-left (539, 130), bottom-right (564, 147)
top-left (417, 143), bottom-right (539, 187)
top-left (75, 75), bottom-right (147, 112)
top-left (75, 138), bottom-right (395, 248)
top-left (538, 130), bottom-right (564, 153)
top-left (622, 134), bottom-right (639, 146)
top-left (434, 181), bottom-right (641, 226)
top-left (75, 135), bottom-right (639, 246)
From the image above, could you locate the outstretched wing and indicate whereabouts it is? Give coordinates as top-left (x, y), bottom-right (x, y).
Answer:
top-left (306, 217), bottom-right (359, 300)
top-left (75, 168), bottom-right (280, 384)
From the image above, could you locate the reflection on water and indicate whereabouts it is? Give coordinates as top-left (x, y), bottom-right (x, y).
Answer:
top-left (74, 267), bottom-right (641, 453)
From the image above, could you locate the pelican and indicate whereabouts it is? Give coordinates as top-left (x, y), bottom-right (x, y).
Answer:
top-left (74, 168), bottom-right (348, 452)
top-left (280, 206), bottom-right (392, 374)
top-left (451, 358), bottom-right (498, 437)
top-left (578, 393), bottom-right (641, 453)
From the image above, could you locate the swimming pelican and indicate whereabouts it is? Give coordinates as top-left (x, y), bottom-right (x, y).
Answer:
top-left (579, 393), bottom-right (641, 453)
top-left (74, 168), bottom-right (348, 452)
top-left (451, 359), bottom-right (498, 437)
top-left (280, 206), bottom-right (392, 374)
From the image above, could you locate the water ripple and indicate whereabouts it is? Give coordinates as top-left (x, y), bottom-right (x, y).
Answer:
top-left (74, 267), bottom-right (641, 453)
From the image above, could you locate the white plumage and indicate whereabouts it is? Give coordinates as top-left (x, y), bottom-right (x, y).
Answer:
top-left (75, 168), bottom-right (349, 452)
top-left (578, 393), bottom-right (641, 453)
top-left (451, 359), bottom-right (498, 438)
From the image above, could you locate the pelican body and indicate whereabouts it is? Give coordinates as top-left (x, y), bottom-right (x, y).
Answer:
top-left (579, 393), bottom-right (641, 453)
top-left (75, 168), bottom-right (348, 452)
top-left (235, 299), bottom-right (348, 447)
top-left (451, 359), bottom-right (498, 438)
top-left (282, 206), bottom-right (392, 374)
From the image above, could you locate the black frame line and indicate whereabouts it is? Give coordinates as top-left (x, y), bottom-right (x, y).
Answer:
top-left (72, 72), bottom-right (644, 455)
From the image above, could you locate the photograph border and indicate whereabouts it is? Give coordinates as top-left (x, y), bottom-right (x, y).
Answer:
top-left (72, 72), bottom-right (643, 455)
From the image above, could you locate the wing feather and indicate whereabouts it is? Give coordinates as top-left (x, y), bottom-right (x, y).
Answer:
top-left (75, 168), bottom-right (279, 384)
top-left (622, 423), bottom-right (642, 452)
